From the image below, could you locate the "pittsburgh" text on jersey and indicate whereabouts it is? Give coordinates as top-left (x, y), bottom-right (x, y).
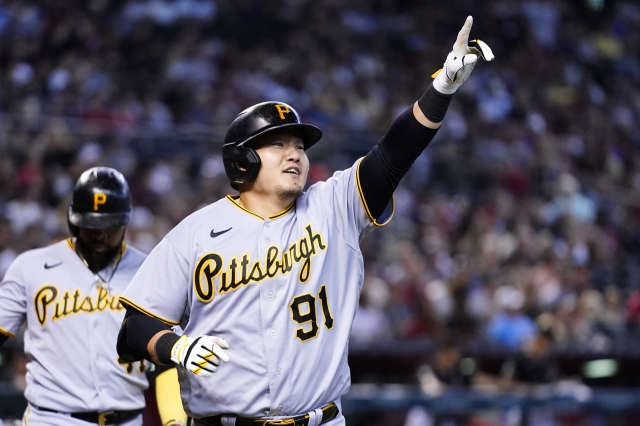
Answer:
top-left (193, 224), bottom-right (327, 302)
top-left (34, 285), bottom-right (123, 325)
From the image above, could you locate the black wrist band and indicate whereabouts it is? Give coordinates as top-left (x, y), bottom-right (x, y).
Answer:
top-left (417, 83), bottom-right (454, 123)
top-left (155, 333), bottom-right (181, 365)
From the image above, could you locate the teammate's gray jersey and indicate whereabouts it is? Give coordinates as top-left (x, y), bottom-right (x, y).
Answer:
top-left (0, 239), bottom-right (149, 412)
top-left (121, 159), bottom-right (393, 418)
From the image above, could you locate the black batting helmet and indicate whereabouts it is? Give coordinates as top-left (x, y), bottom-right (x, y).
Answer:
top-left (222, 101), bottom-right (322, 187)
top-left (68, 167), bottom-right (132, 236)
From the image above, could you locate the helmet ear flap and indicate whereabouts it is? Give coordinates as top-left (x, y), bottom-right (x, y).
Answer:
top-left (224, 144), bottom-right (261, 188)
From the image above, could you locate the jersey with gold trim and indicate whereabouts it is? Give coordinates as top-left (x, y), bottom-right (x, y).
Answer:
top-left (0, 239), bottom-right (149, 412)
top-left (121, 159), bottom-right (393, 418)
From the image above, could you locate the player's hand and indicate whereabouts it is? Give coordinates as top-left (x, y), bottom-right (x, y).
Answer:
top-left (432, 16), bottom-right (495, 95)
top-left (170, 335), bottom-right (230, 377)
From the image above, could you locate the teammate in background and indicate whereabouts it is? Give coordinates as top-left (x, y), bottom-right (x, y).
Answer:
top-left (0, 167), bottom-right (187, 426)
top-left (117, 17), bottom-right (494, 425)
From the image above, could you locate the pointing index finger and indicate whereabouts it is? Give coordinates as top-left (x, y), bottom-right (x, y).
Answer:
top-left (453, 16), bottom-right (473, 56)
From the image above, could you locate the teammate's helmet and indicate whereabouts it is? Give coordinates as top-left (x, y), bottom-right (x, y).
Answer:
top-left (222, 101), bottom-right (322, 187)
top-left (67, 167), bottom-right (132, 236)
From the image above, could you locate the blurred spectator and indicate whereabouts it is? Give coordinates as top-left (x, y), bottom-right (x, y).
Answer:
top-left (487, 286), bottom-right (538, 350)
top-left (499, 329), bottom-right (558, 394)
top-left (0, 219), bottom-right (16, 280)
top-left (626, 289), bottom-right (640, 329)
top-left (496, 328), bottom-right (560, 426)
top-left (410, 336), bottom-right (497, 426)
top-left (416, 338), bottom-right (474, 397)
top-left (0, 330), bottom-right (26, 393)
top-left (351, 277), bottom-right (393, 345)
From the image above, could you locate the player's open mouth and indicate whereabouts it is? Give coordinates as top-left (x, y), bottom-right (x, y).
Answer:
top-left (283, 167), bottom-right (300, 175)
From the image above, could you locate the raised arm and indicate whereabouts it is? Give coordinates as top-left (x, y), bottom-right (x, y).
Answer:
top-left (358, 16), bottom-right (494, 221)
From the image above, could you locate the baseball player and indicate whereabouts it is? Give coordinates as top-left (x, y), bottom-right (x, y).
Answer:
top-left (0, 167), bottom-right (187, 426)
top-left (117, 17), bottom-right (493, 425)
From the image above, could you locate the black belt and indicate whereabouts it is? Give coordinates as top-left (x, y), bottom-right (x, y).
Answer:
top-left (193, 402), bottom-right (339, 426)
top-left (32, 404), bottom-right (142, 425)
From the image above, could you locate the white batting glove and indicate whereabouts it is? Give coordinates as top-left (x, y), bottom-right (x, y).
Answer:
top-left (433, 16), bottom-right (495, 95)
top-left (170, 335), bottom-right (230, 377)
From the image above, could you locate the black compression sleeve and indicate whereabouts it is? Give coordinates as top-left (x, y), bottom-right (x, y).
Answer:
top-left (359, 105), bottom-right (439, 220)
top-left (0, 334), bottom-right (7, 347)
top-left (117, 308), bottom-right (171, 362)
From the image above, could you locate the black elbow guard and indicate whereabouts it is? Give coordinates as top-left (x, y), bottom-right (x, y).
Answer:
top-left (117, 313), bottom-right (140, 362)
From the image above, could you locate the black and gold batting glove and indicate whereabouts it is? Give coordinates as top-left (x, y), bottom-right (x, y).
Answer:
top-left (170, 334), bottom-right (230, 377)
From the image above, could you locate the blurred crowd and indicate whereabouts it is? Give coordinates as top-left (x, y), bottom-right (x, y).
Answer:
top-left (2, 0), bottom-right (640, 392)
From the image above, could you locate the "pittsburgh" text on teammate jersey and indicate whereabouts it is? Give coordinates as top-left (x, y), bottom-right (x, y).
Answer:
top-left (34, 285), bottom-right (123, 325)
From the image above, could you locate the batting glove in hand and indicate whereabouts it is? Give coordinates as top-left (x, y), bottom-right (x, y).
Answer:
top-left (432, 16), bottom-right (495, 95)
top-left (170, 335), bottom-right (230, 377)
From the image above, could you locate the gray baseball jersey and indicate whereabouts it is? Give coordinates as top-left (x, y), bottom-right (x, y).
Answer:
top-left (0, 238), bottom-right (149, 414)
top-left (121, 159), bottom-right (393, 418)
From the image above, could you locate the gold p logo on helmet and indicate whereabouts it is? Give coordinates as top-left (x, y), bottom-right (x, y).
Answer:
top-left (275, 104), bottom-right (291, 120)
top-left (94, 193), bottom-right (107, 211)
